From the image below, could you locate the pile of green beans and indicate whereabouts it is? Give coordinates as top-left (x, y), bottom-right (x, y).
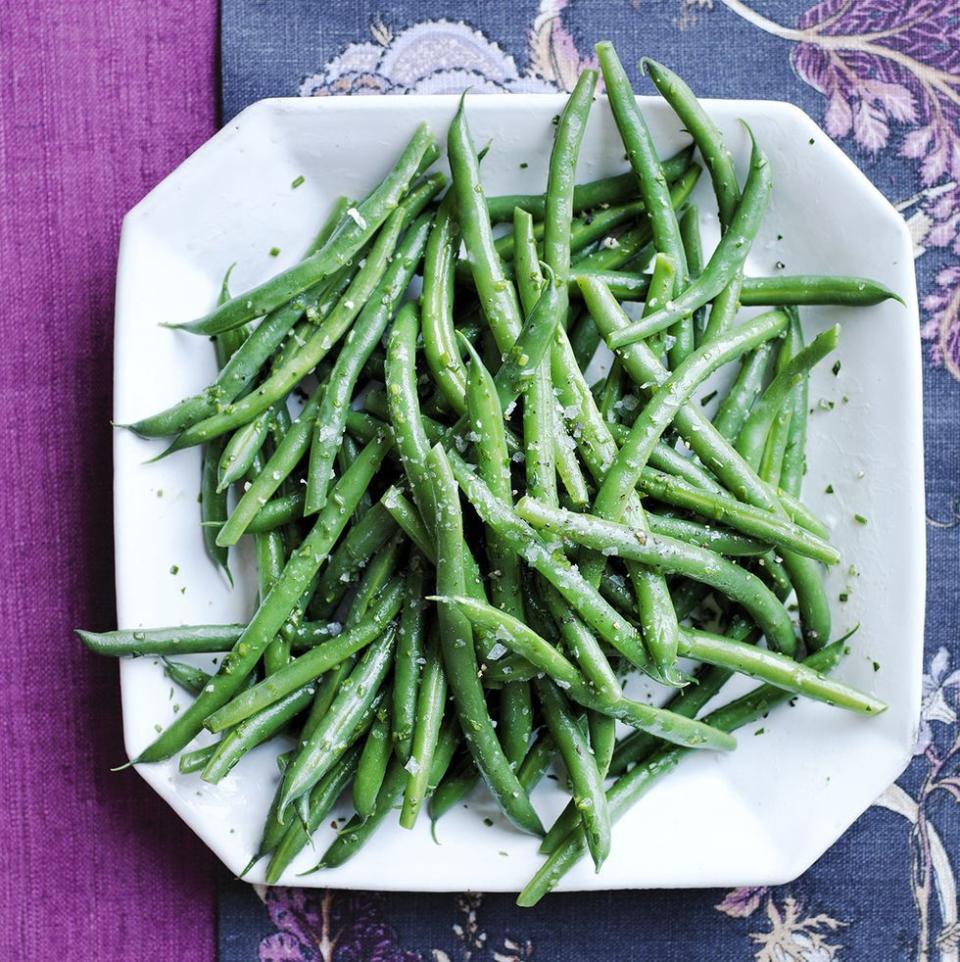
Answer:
top-left (80, 43), bottom-right (896, 901)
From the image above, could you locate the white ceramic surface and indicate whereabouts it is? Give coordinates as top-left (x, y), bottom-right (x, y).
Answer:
top-left (114, 93), bottom-right (924, 892)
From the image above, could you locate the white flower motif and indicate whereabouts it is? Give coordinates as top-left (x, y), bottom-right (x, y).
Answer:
top-left (298, 0), bottom-right (596, 99)
top-left (916, 645), bottom-right (960, 754)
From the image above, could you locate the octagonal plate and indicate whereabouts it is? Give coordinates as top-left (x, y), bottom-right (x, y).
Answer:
top-left (113, 93), bottom-right (924, 891)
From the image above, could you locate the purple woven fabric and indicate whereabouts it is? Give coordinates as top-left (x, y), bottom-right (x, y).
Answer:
top-left (1, 2), bottom-right (218, 958)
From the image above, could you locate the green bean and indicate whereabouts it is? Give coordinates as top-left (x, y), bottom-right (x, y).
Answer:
top-left (713, 343), bottom-right (776, 442)
top-left (216, 387), bottom-right (322, 547)
top-left (637, 468), bottom-right (838, 563)
top-left (646, 512), bottom-right (765, 555)
top-left (759, 315), bottom-right (802, 487)
top-left (163, 658), bottom-right (210, 695)
top-left (643, 59), bottom-right (739, 228)
top-left (516, 498), bottom-right (797, 655)
top-left (203, 577), bottom-right (403, 732)
top-left (541, 584), bottom-right (621, 706)
top-left (581, 273), bottom-right (831, 649)
top-left (518, 732), bottom-right (556, 791)
top-left (198, 277), bottom-right (244, 579)
top-left (309, 503), bottom-right (397, 619)
top-left (515, 210), bottom-right (559, 507)
top-left (463, 337), bottom-right (525, 621)
top-left (201, 687), bottom-right (314, 784)
top-left (679, 627), bottom-right (883, 714)
top-left (589, 712), bottom-right (616, 778)
top-left (392, 558), bottom-right (428, 761)
top-left (499, 681), bottom-right (533, 770)
top-left (131, 432), bottom-right (391, 763)
top-left (178, 743), bottom-right (219, 774)
top-left (172, 126), bottom-right (437, 336)
top-left (381, 487), bottom-right (436, 564)
top-left (535, 677), bottom-right (611, 870)
top-left (735, 325), bottom-right (839, 470)
top-left (606, 127), bottom-right (773, 349)
top-left (217, 406), bottom-right (274, 491)
top-left (735, 274), bottom-right (903, 307)
top-left (241, 491), bottom-right (304, 533)
top-left (545, 67), bottom-right (597, 289)
top-left (484, 147), bottom-right (693, 223)
top-left (596, 43), bottom-right (687, 286)
top-left (76, 621), bottom-right (340, 657)
top-left (278, 627), bottom-right (397, 819)
top-left (676, 204), bottom-right (702, 360)
top-left (439, 592), bottom-right (735, 751)
top-left (427, 444), bottom-right (543, 835)
top-left (264, 740), bottom-right (364, 884)
top-left (421, 194), bottom-right (468, 413)
top-left (400, 628), bottom-right (447, 828)
top-left (448, 96), bottom-right (524, 352)
top-left (305, 212), bottom-right (433, 513)
top-left (780, 314), bottom-right (809, 498)
top-left (517, 641), bottom-right (848, 905)
top-left (429, 753), bottom-right (479, 825)
top-left (353, 697), bottom-right (393, 818)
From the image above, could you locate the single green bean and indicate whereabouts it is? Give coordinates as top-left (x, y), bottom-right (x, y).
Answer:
top-left (535, 677), bottom-right (611, 870)
top-left (400, 628), bottom-right (447, 828)
top-left (217, 406), bottom-right (274, 491)
top-left (679, 627), bottom-right (883, 714)
top-left (392, 557), bottom-right (428, 761)
top-left (353, 697), bottom-right (393, 818)
top-left (596, 42), bottom-right (687, 285)
top-left (179, 742), bottom-right (220, 774)
top-left (421, 193), bottom-right (468, 413)
top-left (713, 342), bottom-right (776, 442)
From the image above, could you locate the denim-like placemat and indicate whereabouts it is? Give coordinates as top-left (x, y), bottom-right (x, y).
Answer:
top-left (220, 2), bottom-right (960, 958)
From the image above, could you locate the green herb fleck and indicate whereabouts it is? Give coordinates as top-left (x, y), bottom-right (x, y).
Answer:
top-left (832, 360), bottom-right (842, 376)
top-left (700, 389), bottom-right (718, 407)
top-left (839, 592), bottom-right (849, 603)
top-left (754, 728), bottom-right (766, 736)
top-left (291, 175), bottom-right (305, 189)
top-left (818, 398), bottom-right (835, 411)
top-left (169, 564), bottom-right (179, 575)
top-left (825, 484), bottom-right (834, 494)
top-left (519, 162), bottom-right (528, 169)
top-left (269, 247), bottom-right (281, 257)
top-left (483, 817), bottom-right (494, 827)
top-left (154, 723), bottom-right (163, 733)
top-left (809, 137), bottom-right (816, 145)
top-left (853, 513), bottom-right (868, 525)
top-left (156, 489), bottom-right (163, 498)
top-left (873, 661), bottom-right (881, 672)
top-left (848, 564), bottom-right (859, 577)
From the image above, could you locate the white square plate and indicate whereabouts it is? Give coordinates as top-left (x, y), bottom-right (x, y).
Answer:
top-left (114, 93), bottom-right (924, 891)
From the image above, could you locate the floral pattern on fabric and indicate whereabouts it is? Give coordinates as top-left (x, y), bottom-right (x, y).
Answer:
top-left (217, 0), bottom-right (960, 958)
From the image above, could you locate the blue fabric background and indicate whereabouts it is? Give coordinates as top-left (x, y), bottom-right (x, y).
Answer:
top-left (220, 1), bottom-right (960, 958)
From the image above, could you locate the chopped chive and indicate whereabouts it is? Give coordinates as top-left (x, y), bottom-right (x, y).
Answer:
top-left (853, 513), bottom-right (868, 525)
top-left (291, 175), bottom-right (305, 189)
